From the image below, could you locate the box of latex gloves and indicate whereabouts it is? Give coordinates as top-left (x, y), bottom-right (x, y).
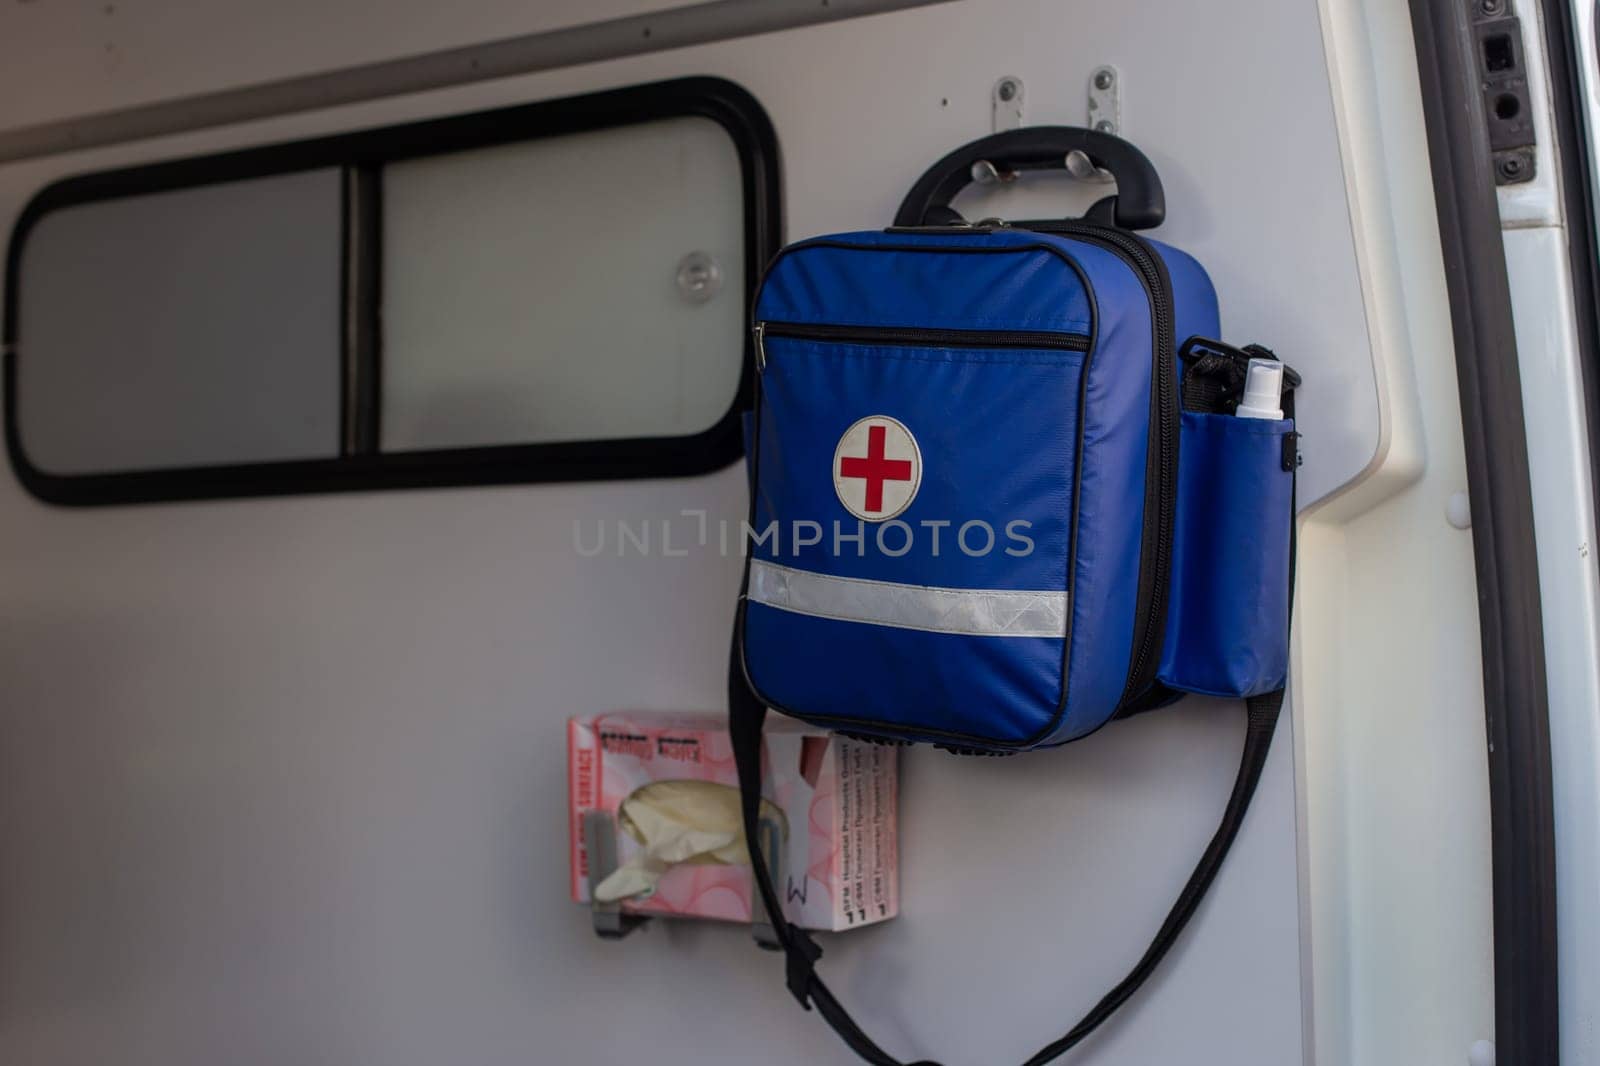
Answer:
top-left (567, 712), bottom-right (898, 930)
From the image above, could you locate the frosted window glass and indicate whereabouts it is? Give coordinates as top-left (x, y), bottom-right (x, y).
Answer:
top-left (379, 116), bottom-right (745, 451)
top-left (16, 171), bottom-right (343, 475)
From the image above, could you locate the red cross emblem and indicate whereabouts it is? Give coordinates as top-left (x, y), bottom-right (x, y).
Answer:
top-left (833, 415), bottom-right (922, 521)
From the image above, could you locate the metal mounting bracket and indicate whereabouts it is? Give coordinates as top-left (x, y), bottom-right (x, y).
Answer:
top-left (992, 76), bottom-right (1025, 132)
top-left (585, 808), bottom-right (790, 948)
top-left (749, 814), bottom-right (786, 950)
top-left (1469, 1), bottom-right (1536, 184)
top-left (584, 810), bottom-right (650, 940)
top-left (1065, 64), bottom-right (1121, 184)
top-left (1087, 64), bottom-right (1120, 136)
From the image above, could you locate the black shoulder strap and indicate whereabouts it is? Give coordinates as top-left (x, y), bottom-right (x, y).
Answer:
top-left (729, 667), bottom-right (1281, 1066)
top-left (728, 660), bottom-right (943, 1066)
top-left (729, 393), bottom-right (1298, 1066)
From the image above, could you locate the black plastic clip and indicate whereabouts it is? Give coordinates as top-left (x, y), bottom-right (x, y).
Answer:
top-left (785, 926), bottom-right (824, 1009)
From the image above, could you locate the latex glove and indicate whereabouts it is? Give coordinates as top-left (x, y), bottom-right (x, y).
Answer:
top-left (593, 780), bottom-right (784, 903)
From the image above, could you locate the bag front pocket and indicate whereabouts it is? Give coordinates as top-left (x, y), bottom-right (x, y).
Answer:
top-left (741, 324), bottom-right (1087, 747)
top-left (1156, 411), bottom-right (1294, 699)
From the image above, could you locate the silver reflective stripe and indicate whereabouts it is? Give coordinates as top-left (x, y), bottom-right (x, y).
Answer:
top-left (747, 559), bottom-right (1067, 639)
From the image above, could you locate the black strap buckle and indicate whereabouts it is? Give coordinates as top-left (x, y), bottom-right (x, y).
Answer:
top-left (785, 925), bottom-right (823, 1009)
top-left (1179, 336), bottom-right (1302, 390)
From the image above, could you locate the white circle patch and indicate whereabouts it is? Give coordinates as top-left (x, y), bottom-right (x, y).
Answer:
top-left (833, 415), bottom-right (922, 522)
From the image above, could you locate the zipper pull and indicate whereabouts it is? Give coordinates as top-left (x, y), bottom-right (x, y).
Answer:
top-left (753, 321), bottom-right (767, 373)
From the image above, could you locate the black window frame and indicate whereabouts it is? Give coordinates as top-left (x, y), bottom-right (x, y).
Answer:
top-left (2, 75), bottom-right (781, 506)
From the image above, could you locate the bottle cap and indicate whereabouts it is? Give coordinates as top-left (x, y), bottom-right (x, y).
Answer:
top-left (1235, 358), bottom-right (1284, 420)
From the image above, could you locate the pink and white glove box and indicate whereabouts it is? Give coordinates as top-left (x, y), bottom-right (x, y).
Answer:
top-left (567, 711), bottom-right (898, 931)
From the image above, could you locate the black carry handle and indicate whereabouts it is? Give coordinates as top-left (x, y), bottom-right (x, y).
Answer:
top-left (728, 376), bottom-right (1297, 1066)
top-left (892, 126), bottom-right (1166, 231)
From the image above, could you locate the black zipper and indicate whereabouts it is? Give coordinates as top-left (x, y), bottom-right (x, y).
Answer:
top-left (758, 321), bottom-right (1090, 353)
top-left (1035, 220), bottom-right (1178, 708)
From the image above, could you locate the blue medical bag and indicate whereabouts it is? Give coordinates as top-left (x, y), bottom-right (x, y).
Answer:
top-left (728, 127), bottom-right (1299, 1065)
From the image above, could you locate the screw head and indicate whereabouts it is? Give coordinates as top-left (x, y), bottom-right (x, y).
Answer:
top-left (1496, 152), bottom-right (1530, 183)
top-left (997, 79), bottom-right (1019, 102)
top-left (1093, 69), bottom-right (1114, 91)
top-left (1095, 119), bottom-right (1115, 133)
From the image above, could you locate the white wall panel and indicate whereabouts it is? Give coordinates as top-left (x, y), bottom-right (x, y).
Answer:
top-left (0, 1), bottom-right (1474, 1064)
top-left (0, 0), bottom-right (684, 130)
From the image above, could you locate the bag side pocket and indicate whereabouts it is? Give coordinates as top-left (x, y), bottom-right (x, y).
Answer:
top-left (1156, 411), bottom-right (1294, 698)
